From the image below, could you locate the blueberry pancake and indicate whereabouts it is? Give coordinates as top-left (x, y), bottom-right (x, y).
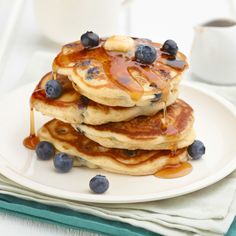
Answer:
top-left (38, 119), bottom-right (189, 176)
top-left (52, 35), bottom-right (188, 107)
top-left (24, 34), bottom-right (201, 178)
top-left (31, 72), bottom-right (179, 125)
top-left (75, 99), bottom-right (195, 150)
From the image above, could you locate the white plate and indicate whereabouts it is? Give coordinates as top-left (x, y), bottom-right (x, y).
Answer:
top-left (0, 82), bottom-right (236, 203)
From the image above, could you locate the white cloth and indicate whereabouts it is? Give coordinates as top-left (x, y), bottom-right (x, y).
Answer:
top-left (1, 51), bottom-right (236, 236)
top-left (0, 173), bottom-right (236, 236)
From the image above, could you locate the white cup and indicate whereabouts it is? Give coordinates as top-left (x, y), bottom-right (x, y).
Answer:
top-left (34, 0), bottom-right (131, 44)
top-left (190, 19), bottom-right (236, 85)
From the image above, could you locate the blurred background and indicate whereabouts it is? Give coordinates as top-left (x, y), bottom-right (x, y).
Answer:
top-left (0, 0), bottom-right (235, 94)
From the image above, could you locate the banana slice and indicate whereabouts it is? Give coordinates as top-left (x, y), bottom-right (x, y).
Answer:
top-left (104, 35), bottom-right (135, 52)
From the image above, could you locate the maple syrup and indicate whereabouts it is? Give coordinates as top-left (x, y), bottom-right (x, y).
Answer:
top-left (23, 134), bottom-right (39, 150)
top-left (165, 58), bottom-right (186, 70)
top-left (23, 107), bottom-right (39, 150)
top-left (161, 101), bottom-right (167, 130)
top-left (154, 162), bottom-right (192, 179)
top-left (53, 39), bottom-right (187, 103)
top-left (53, 71), bottom-right (57, 80)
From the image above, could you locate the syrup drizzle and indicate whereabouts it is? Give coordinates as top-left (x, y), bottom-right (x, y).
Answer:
top-left (54, 39), bottom-right (186, 102)
top-left (154, 162), bottom-right (192, 179)
top-left (161, 101), bottom-right (167, 130)
top-left (24, 39), bottom-right (187, 154)
top-left (53, 71), bottom-right (57, 80)
top-left (23, 107), bottom-right (39, 150)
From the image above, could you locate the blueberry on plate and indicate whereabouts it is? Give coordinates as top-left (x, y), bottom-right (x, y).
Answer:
top-left (36, 141), bottom-right (55, 160)
top-left (54, 153), bottom-right (74, 173)
top-left (161, 39), bottom-right (178, 56)
top-left (89, 175), bottom-right (109, 194)
top-left (135, 45), bottom-right (157, 64)
top-left (81, 31), bottom-right (100, 48)
top-left (187, 140), bottom-right (206, 160)
top-left (45, 80), bottom-right (62, 99)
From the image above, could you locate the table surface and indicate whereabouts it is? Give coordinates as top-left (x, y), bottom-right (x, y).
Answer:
top-left (0, 0), bottom-right (235, 235)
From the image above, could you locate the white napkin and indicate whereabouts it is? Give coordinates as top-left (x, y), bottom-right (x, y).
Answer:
top-left (1, 51), bottom-right (236, 236)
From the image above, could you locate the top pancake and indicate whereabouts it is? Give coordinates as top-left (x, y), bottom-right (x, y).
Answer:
top-left (52, 37), bottom-right (188, 107)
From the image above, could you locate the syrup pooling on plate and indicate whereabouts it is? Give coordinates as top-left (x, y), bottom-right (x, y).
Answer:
top-left (154, 162), bottom-right (192, 179)
top-left (53, 39), bottom-right (187, 102)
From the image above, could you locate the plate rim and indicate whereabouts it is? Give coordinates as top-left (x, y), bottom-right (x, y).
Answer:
top-left (0, 81), bottom-right (236, 203)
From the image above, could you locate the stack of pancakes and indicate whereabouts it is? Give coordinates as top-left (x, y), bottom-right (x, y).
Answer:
top-left (31, 36), bottom-right (195, 176)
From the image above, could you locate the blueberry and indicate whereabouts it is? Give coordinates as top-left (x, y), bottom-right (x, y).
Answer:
top-left (123, 149), bottom-right (137, 157)
top-left (79, 60), bottom-right (91, 66)
top-left (54, 153), bottom-right (73, 172)
top-left (161, 39), bottom-right (178, 56)
top-left (152, 93), bottom-right (162, 102)
top-left (36, 141), bottom-right (55, 160)
top-left (86, 67), bottom-right (100, 80)
top-left (149, 82), bottom-right (158, 88)
top-left (87, 67), bottom-right (99, 75)
top-left (135, 45), bottom-right (157, 64)
top-left (187, 140), bottom-right (206, 160)
top-left (80, 95), bottom-right (90, 105)
top-left (76, 127), bottom-right (85, 135)
top-left (78, 95), bottom-right (90, 109)
top-left (89, 175), bottom-right (109, 194)
top-left (45, 80), bottom-right (62, 99)
top-left (81, 31), bottom-right (99, 48)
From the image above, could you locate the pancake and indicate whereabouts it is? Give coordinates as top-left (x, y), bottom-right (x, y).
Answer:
top-left (52, 37), bottom-right (188, 107)
top-left (38, 119), bottom-right (189, 176)
top-left (75, 99), bottom-right (195, 150)
top-left (31, 72), bottom-right (179, 125)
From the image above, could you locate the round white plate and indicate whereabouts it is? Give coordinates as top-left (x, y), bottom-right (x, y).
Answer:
top-left (0, 82), bottom-right (236, 203)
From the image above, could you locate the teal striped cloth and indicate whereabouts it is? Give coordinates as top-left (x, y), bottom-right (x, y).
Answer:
top-left (0, 172), bottom-right (236, 235)
top-left (0, 193), bottom-right (235, 236)
top-left (0, 194), bottom-right (158, 236)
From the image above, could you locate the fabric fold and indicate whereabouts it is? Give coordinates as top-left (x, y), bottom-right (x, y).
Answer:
top-left (0, 172), bottom-right (235, 236)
